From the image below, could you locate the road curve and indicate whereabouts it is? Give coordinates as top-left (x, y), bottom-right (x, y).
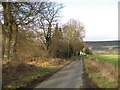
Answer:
top-left (34, 57), bottom-right (83, 88)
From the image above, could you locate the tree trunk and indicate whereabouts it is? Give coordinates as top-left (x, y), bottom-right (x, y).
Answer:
top-left (68, 40), bottom-right (70, 58)
top-left (2, 2), bottom-right (13, 59)
top-left (2, 25), bottom-right (6, 59)
top-left (6, 36), bottom-right (10, 59)
top-left (6, 26), bottom-right (12, 59)
top-left (46, 23), bottom-right (52, 49)
top-left (12, 22), bottom-right (18, 59)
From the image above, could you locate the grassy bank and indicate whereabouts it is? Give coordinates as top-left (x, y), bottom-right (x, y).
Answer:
top-left (84, 55), bottom-right (118, 88)
top-left (6, 67), bottom-right (60, 88)
top-left (3, 57), bottom-right (73, 89)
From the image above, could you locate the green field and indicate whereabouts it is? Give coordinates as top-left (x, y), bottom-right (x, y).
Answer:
top-left (93, 54), bottom-right (120, 67)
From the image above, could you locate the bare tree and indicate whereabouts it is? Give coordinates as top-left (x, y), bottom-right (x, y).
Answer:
top-left (1, 2), bottom-right (39, 59)
top-left (1, 1), bottom-right (64, 59)
top-left (63, 19), bottom-right (85, 40)
top-left (35, 1), bottom-right (64, 49)
top-left (63, 19), bottom-right (85, 56)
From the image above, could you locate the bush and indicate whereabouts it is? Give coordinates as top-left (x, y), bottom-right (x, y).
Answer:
top-left (84, 47), bottom-right (92, 55)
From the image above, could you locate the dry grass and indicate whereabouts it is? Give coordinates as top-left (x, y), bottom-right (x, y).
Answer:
top-left (88, 59), bottom-right (118, 81)
top-left (25, 57), bottom-right (67, 67)
top-left (2, 57), bottom-right (71, 88)
top-left (84, 56), bottom-right (118, 88)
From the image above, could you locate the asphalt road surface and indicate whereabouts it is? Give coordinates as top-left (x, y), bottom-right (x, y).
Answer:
top-left (35, 57), bottom-right (84, 88)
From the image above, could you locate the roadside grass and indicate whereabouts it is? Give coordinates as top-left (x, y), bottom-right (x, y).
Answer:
top-left (3, 57), bottom-right (73, 89)
top-left (5, 66), bottom-right (60, 88)
top-left (89, 71), bottom-right (118, 88)
top-left (84, 55), bottom-right (118, 88)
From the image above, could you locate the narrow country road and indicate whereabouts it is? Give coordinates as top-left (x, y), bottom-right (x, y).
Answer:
top-left (34, 57), bottom-right (84, 88)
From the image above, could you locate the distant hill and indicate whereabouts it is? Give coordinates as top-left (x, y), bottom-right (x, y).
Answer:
top-left (84, 40), bottom-right (119, 52)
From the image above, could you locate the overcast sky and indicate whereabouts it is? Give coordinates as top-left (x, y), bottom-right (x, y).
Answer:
top-left (52, 0), bottom-right (119, 41)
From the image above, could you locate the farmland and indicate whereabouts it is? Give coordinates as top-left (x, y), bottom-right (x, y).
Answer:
top-left (93, 54), bottom-right (119, 67)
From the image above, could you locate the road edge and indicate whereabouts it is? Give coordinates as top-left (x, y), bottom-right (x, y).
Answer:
top-left (17, 59), bottom-right (76, 89)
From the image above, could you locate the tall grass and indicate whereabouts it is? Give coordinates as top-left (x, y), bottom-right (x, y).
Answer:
top-left (84, 56), bottom-right (118, 88)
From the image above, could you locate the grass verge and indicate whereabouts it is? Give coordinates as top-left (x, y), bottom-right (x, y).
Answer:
top-left (84, 55), bottom-right (118, 88)
top-left (3, 57), bottom-right (73, 89)
top-left (5, 67), bottom-right (60, 89)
